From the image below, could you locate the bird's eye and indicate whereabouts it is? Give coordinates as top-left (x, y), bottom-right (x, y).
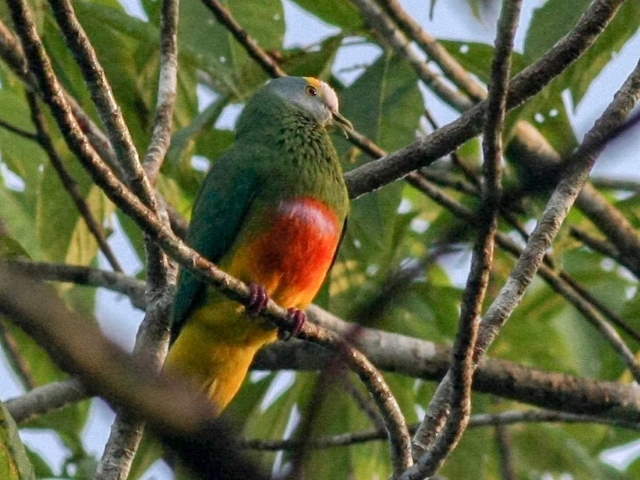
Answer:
top-left (305, 85), bottom-right (318, 97)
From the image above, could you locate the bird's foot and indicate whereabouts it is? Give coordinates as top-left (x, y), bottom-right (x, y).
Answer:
top-left (247, 283), bottom-right (269, 316)
top-left (279, 308), bottom-right (307, 341)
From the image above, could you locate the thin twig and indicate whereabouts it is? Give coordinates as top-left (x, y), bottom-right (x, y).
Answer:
top-left (495, 425), bottom-right (516, 480)
top-left (240, 408), bottom-right (640, 451)
top-left (591, 176), bottom-right (640, 193)
top-left (25, 92), bottom-right (124, 272)
top-left (0, 117), bottom-right (37, 140)
top-left (201, 0), bottom-right (286, 78)
top-left (406, 2), bottom-right (522, 476)
top-left (377, 0), bottom-right (487, 102)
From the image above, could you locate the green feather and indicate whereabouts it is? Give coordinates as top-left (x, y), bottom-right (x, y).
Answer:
top-left (172, 77), bottom-right (349, 339)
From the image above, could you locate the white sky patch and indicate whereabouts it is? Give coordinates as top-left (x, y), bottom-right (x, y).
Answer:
top-left (215, 103), bottom-right (244, 130)
top-left (118, 0), bottom-right (147, 21)
top-left (410, 217), bottom-right (429, 234)
top-left (398, 198), bottom-right (413, 214)
top-left (601, 439), bottom-right (640, 470)
top-left (191, 155), bottom-right (211, 172)
top-left (260, 370), bottom-right (297, 412)
top-left (282, 0), bottom-right (339, 49)
top-left (0, 161), bottom-right (26, 192)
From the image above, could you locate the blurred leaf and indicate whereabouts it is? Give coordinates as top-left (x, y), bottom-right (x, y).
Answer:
top-left (439, 40), bottom-right (528, 83)
top-left (524, 0), bottom-right (592, 61)
top-left (513, 423), bottom-right (630, 479)
top-left (282, 35), bottom-right (343, 80)
top-left (179, 0), bottom-right (284, 100)
top-left (525, 0), bottom-right (640, 108)
top-left (290, 0), bottom-right (363, 31)
top-left (23, 446), bottom-right (54, 479)
top-left (0, 403), bottom-right (35, 480)
top-left (330, 54), bottom-right (423, 319)
top-left (0, 234), bottom-right (29, 259)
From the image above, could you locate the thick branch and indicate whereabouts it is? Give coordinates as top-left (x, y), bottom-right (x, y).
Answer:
top-left (0, 266), bottom-right (267, 480)
top-left (6, 300), bottom-right (640, 428)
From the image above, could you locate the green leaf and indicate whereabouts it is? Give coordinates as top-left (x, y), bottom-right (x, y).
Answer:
top-left (0, 403), bottom-right (36, 480)
top-left (179, 0), bottom-right (284, 100)
top-left (282, 35), bottom-right (343, 80)
top-left (439, 40), bottom-right (529, 84)
top-left (36, 153), bottom-right (110, 266)
top-left (329, 54), bottom-right (423, 319)
top-left (524, 0), bottom-right (592, 61)
top-left (0, 234), bottom-right (29, 259)
top-left (290, 0), bottom-right (364, 31)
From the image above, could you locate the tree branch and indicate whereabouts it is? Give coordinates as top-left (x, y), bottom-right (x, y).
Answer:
top-left (495, 425), bottom-right (516, 480)
top-left (344, 0), bottom-right (626, 197)
top-left (94, 0), bottom-right (180, 477)
top-left (410, 56), bottom-right (640, 460)
top-left (239, 408), bottom-right (640, 451)
top-left (142, 0), bottom-right (179, 182)
top-left (0, 259), bottom-right (146, 309)
top-left (201, 0), bottom-right (286, 78)
top-left (350, 0), bottom-right (474, 110)
top-left (0, 265), bottom-right (267, 480)
top-left (0, 117), bottom-right (37, 141)
top-left (405, 2), bottom-right (522, 475)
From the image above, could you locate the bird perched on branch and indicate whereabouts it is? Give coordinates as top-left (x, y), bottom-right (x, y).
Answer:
top-left (166, 76), bottom-right (351, 414)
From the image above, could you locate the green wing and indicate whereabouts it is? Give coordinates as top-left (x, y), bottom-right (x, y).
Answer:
top-left (171, 151), bottom-right (259, 339)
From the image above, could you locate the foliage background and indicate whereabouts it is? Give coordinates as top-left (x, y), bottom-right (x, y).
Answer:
top-left (0, 0), bottom-right (639, 478)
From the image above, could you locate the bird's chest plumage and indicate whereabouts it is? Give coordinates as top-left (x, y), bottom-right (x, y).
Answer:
top-left (223, 196), bottom-right (342, 308)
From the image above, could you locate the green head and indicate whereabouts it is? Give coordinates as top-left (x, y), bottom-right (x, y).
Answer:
top-left (237, 76), bottom-right (353, 135)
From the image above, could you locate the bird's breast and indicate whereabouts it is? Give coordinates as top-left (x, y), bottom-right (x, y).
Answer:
top-left (229, 196), bottom-right (343, 308)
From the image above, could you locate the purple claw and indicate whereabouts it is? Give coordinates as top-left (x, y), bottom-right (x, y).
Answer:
top-left (279, 308), bottom-right (307, 341)
top-left (247, 283), bottom-right (269, 316)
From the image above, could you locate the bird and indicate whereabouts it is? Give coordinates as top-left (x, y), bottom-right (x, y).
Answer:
top-left (165, 76), bottom-right (351, 415)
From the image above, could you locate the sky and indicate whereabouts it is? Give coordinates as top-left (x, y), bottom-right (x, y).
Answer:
top-left (1, 0), bottom-right (639, 478)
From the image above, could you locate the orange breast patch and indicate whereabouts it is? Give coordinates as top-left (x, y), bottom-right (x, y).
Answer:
top-left (234, 197), bottom-right (342, 308)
